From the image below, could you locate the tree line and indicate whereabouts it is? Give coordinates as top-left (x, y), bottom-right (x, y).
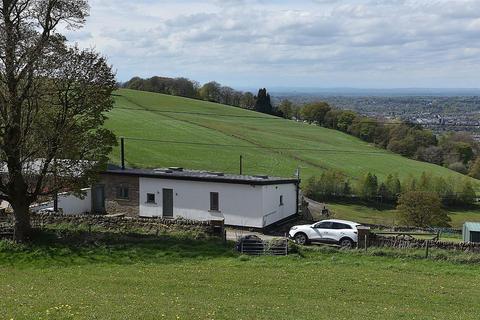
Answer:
top-left (122, 77), bottom-right (283, 115)
top-left (279, 99), bottom-right (480, 177)
top-left (304, 170), bottom-right (477, 207)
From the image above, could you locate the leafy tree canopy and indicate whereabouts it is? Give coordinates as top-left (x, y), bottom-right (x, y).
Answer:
top-left (397, 191), bottom-right (450, 227)
top-left (0, 0), bottom-right (116, 241)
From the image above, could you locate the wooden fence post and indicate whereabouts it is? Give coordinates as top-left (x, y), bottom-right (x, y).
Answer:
top-left (364, 234), bottom-right (368, 253)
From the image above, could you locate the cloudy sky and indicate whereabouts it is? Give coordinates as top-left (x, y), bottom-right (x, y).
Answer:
top-left (66, 0), bottom-right (480, 89)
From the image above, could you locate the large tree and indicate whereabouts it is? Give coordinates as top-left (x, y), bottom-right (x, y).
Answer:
top-left (0, 0), bottom-right (116, 241)
top-left (397, 191), bottom-right (450, 227)
top-left (199, 81), bottom-right (221, 102)
top-left (469, 157), bottom-right (480, 179)
top-left (357, 172), bottom-right (378, 199)
top-left (254, 88), bottom-right (273, 114)
top-left (301, 102), bottom-right (331, 125)
top-left (278, 99), bottom-right (294, 119)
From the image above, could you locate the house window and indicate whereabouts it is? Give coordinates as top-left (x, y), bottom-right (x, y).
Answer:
top-left (146, 193), bottom-right (156, 204)
top-left (116, 184), bottom-right (129, 199)
top-left (210, 192), bottom-right (219, 211)
top-left (279, 195), bottom-right (284, 206)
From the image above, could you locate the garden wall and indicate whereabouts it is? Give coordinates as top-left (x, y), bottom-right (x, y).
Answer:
top-left (363, 223), bottom-right (462, 235)
top-left (30, 212), bottom-right (217, 235)
top-left (369, 234), bottom-right (480, 253)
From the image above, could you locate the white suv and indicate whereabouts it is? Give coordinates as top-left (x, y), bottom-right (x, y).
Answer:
top-left (289, 219), bottom-right (360, 247)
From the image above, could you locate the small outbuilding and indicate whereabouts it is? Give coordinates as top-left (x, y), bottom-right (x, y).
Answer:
top-left (463, 222), bottom-right (480, 243)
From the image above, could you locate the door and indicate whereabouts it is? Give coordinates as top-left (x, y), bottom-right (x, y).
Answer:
top-left (331, 222), bottom-right (351, 242)
top-left (162, 188), bottom-right (174, 218)
top-left (471, 231), bottom-right (480, 243)
top-left (310, 221), bottom-right (332, 241)
top-left (91, 185), bottom-right (105, 214)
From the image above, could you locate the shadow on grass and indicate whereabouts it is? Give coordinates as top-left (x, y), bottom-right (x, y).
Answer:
top-left (0, 229), bottom-right (236, 268)
top-left (323, 198), bottom-right (480, 213)
top-left (447, 204), bottom-right (480, 213)
top-left (326, 198), bottom-right (397, 211)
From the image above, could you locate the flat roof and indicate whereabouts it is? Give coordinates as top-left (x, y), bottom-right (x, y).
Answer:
top-left (464, 222), bottom-right (480, 232)
top-left (103, 166), bottom-right (299, 186)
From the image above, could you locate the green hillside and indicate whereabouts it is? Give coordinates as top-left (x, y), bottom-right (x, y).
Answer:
top-left (107, 89), bottom-right (476, 185)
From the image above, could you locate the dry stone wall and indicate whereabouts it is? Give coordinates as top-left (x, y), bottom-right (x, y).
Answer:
top-left (363, 223), bottom-right (462, 235)
top-left (369, 234), bottom-right (480, 253)
top-left (31, 212), bottom-right (215, 235)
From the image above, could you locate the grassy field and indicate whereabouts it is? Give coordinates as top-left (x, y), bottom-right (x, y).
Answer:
top-left (106, 89), bottom-right (476, 185)
top-left (1, 229), bottom-right (480, 320)
top-left (325, 202), bottom-right (480, 228)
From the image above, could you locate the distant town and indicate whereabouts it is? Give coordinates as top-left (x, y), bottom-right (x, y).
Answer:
top-left (273, 94), bottom-right (480, 141)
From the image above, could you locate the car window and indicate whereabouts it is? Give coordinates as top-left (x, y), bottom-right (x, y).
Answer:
top-left (315, 222), bottom-right (333, 229)
top-left (332, 223), bottom-right (352, 229)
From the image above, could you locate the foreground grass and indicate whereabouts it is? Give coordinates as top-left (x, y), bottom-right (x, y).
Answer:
top-left (1, 229), bottom-right (479, 319)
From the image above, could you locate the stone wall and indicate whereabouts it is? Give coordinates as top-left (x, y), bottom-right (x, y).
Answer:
top-left (369, 234), bottom-right (480, 253)
top-left (363, 223), bottom-right (462, 235)
top-left (99, 173), bottom-right (140, 217)
top-left (30, 212), bottom-right (216, 235)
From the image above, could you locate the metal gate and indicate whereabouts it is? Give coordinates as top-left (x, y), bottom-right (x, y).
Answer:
top-left (237, 236), bottom-right (289, 256)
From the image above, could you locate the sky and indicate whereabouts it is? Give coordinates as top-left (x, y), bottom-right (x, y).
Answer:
top-left (65, 0), bottom-right (480, 89)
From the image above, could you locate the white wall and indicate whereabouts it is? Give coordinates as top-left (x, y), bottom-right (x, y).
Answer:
top-left (30, 188), bottom-right (91, 215)
top-left (57, 188), bottom-right (91, 215)
top-left (139, 177), bottom-right (296, 228)
top-left (261, 184), bottom-right (297, 227)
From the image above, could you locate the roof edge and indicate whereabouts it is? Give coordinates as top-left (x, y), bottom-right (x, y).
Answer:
top-left (101, 170), bottom-right (299, 186)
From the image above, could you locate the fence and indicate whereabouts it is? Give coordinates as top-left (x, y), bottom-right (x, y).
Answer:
top-left (237, 236), bottom-right (289, 256)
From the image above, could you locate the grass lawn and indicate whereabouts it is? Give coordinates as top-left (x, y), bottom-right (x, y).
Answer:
top-left (325, 202), bottom-right (480, 229)
top-left (106, 89), bottom-right (477, 185)
top-left (1, 229), bottom-right (480, 319)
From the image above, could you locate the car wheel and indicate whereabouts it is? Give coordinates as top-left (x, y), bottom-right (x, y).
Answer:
top-left (339, 237), bottom-right (354, 248)
top-left (294, 233), bottom-right (309, 245)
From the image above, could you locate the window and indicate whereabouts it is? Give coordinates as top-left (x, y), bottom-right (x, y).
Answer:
top-left (314, 222), bottom-right (332, 229)
top-left (116, 184), bottom-right (129, 199)
top-left (210, 192), bottom-right (219, 211)
top-left (279, 195), bottom-right (284, 206)
top-left (146, 193), bottom-right (156, 204)
top-left (332, 223), bottom-right (352, 230)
